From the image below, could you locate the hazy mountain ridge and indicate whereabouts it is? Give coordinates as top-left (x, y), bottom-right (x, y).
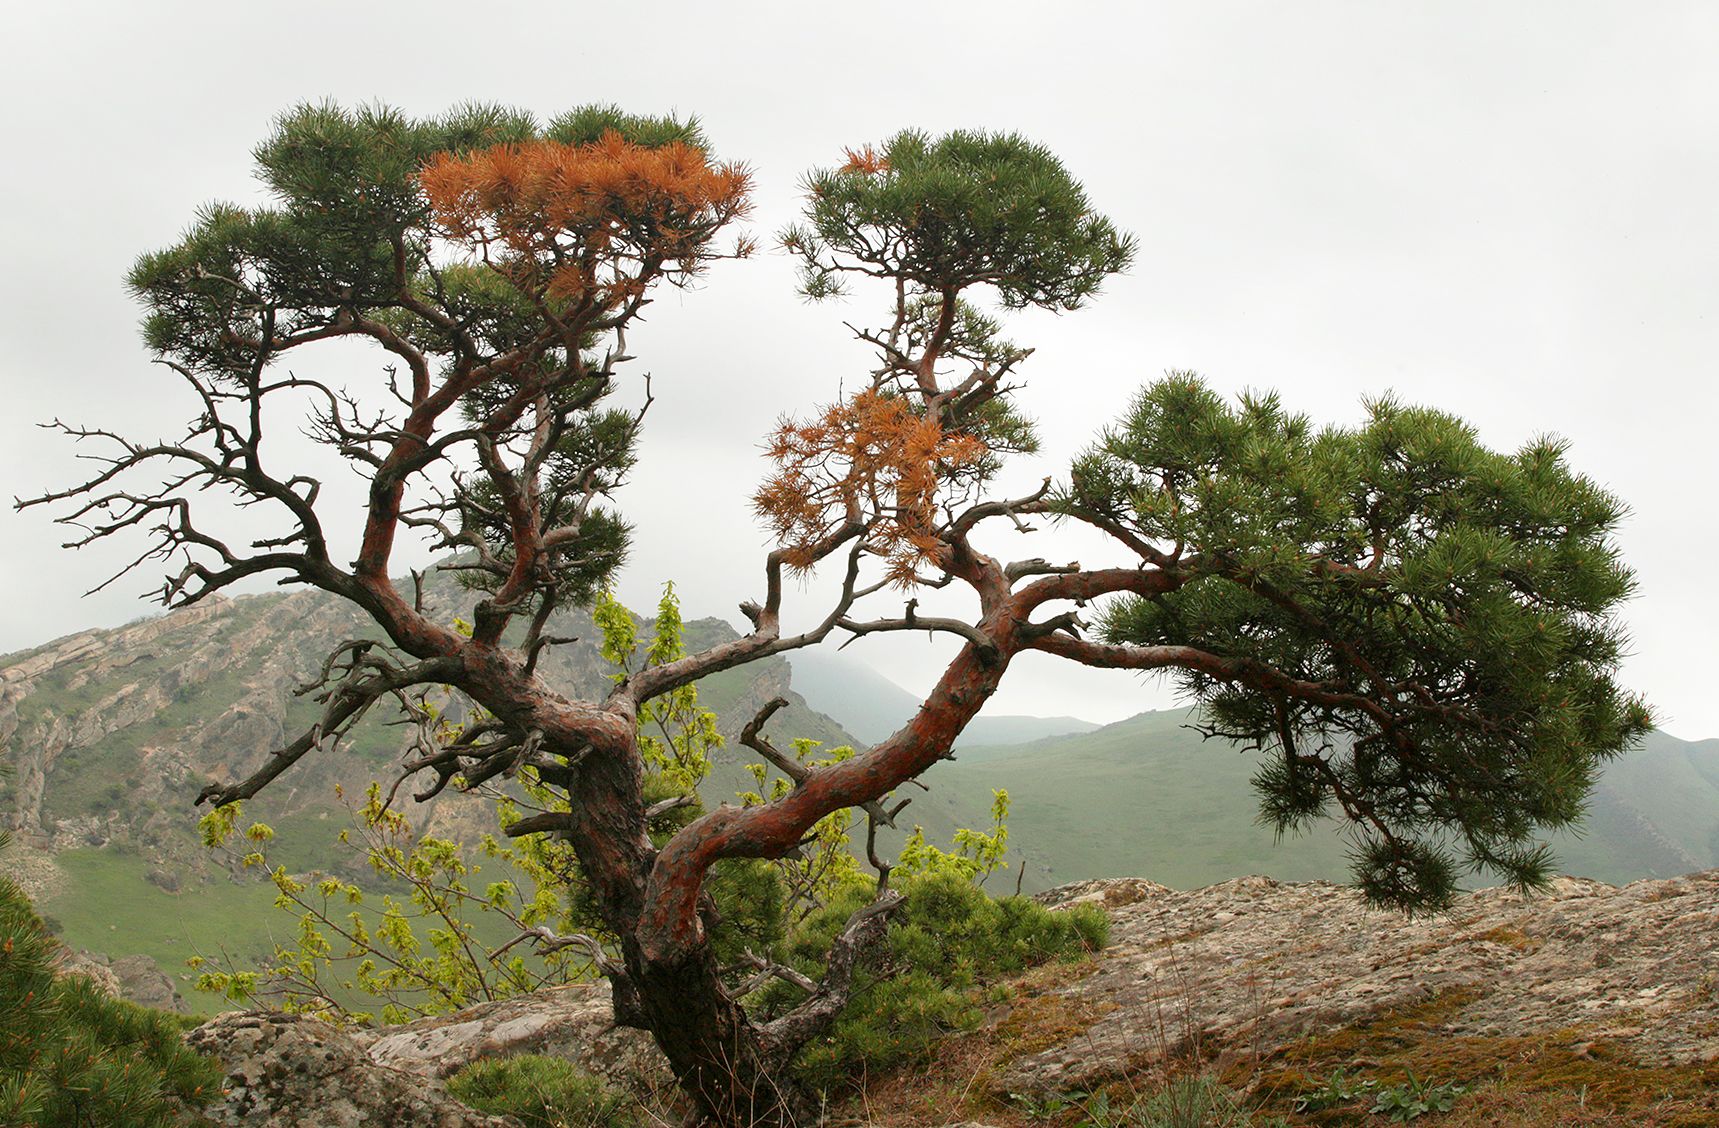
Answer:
top-left (786, 647), bottom-right (1100, 747)
top-left (0, 572), bottom-right (873, 1008)
top-left (917, 709), bottom-right (1719, 892)
top-left (0, 573), bottom-right (855, 848)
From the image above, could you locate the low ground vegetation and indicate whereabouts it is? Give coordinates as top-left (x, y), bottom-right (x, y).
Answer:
top-left (0, 809), bottom-right (221, 1127)
top-left (447, 1054), bottom-right (640, 1128)
top-left (759, 871), bottom-right (1107, 1094)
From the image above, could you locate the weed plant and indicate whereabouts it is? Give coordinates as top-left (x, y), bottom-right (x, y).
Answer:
top-left (756, 869), bottom-right (1108, 1091)
top-left (446, 1054), bottom-right (638, 1128)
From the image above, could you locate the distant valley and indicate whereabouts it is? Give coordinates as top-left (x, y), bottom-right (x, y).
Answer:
top-left (921, 712), bottom-right (1719, 892)
top-left (785, 648), bottom-right (1100, 749)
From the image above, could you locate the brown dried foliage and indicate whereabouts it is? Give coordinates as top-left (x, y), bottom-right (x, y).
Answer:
top-left (420, 132), bottom-right (751, 308)
top-left (839, 145), bottom-right (890, 175)
top-left (756, 389), bottom-right (987, 586)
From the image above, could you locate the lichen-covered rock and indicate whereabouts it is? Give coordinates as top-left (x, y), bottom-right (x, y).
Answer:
top-left (360, 982), bottom-right (673, 1097)
top-left (1000, 869), bottom-right (1719, 1094)
top-left (187, 1011), bottom-right (518, 1127)
top-left (184, 983), bottom-right (674, 1126)
top-left (52, 948), bottom-right (123, 997)
top-left (110, 952), bottom-right (187, 1012)
top-left (1034, 876), bottom-right (1172, 909)
top-left (52, 947), bottom-right (186, 1011)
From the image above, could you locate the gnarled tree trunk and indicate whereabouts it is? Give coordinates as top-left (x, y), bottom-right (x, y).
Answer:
top-left (544, 724), bottom-right (829, 1128)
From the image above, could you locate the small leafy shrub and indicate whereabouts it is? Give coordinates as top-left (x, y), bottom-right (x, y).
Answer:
top-left (1369, 1071), bottom-right (1466, 1122)
top-left (763, 869), bottom-right (1107, 1090)
top-left (446, 1054), bottom-right (637, 1128)
top-left (1294, 1067), bottom-right (1466, 1122)
top-left (1293, 1066), bottom-right (1375, 1114)
top-left (0, 834), bottom-right (219, 1126)
top-left (1005, 1087), bottom-right (1087, 1121)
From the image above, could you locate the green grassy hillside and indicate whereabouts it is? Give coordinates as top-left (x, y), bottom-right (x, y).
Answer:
top-left (918, 709), bottom-right (1719, 894)
top-left (1594, 731), bottom-right (1719, 868)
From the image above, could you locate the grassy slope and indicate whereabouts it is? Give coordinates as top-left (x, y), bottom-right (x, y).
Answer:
top-left (921, 709), bottom-right (1719, 894)
top-left (43, 809), bottom-right (575, 1018)
top-left (44, 848), bottom-right (297, 1009)
top-left (1596, 730), bottom-right (1719, 868)
top-left (923, 710), bottom-right (1350, 892)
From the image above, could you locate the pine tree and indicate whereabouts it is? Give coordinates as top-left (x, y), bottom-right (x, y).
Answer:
top-left (20, 104), bottom-right (1647, 1126)
top-left (1061, 376), bottom-right (1650, 906)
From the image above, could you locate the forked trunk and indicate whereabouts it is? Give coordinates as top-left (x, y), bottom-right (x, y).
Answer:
top-left (569, 635), bottom-right (1013, 1125)
top-left (627, 943), bottom-right (819, 1128)
top-left (552, 733), bottom-right (818, 1128)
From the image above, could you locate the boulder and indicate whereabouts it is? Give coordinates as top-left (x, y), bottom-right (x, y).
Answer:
top-left (111, 952), bottom-right (187, 1012)
top-left (186, 982), bottom-right (674, 1126)
top-left (187, 1011), bottom-right (518, 1128)
top-left (360, 982), bottom-right (673, 1097)
top-left (53, 947), bottom-right (187, 1012)
top-left (52, 948), bottom-right (123, 997)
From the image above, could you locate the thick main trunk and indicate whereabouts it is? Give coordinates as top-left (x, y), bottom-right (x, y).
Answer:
top-left (604, 635), bottom-right (1021, 1125)
top-left (544, 729), bottom-right (815, 1128)
top-left (627, 943), bottom-right (817, 1128)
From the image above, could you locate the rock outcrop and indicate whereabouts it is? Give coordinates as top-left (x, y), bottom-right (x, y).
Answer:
top-left (361, 982), bottom-right (672, 1096)
top-left (186, 984), bottom-right (669, 1128)
top-left (55, 948), bottom-right (188, 1012)
top-left (1004, 869), bottom-right (1719, 1094)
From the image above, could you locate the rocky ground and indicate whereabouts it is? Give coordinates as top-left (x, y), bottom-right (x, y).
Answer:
top-left (163, 868), bottom-right (1719, 1126)
top-left (185, 1012), bottom-right (518, 1128)
top-left (186, 985), bottom-right (660, 1128)
top-left (1003, 869), bottom-right (1719, 1095)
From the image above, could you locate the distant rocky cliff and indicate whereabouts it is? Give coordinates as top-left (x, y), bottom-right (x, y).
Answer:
top-left (0, 571), bottom-right (844, 844)
top-left (2, 592), bottom-right (359, 846)
top-left (0, 572), bottom-right (857, 1003)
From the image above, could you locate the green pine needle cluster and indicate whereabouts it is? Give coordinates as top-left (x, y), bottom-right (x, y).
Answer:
top-left (1063, 374), bottom-right (1652, 910)
top-left (785, 129), bottom-right (1136, 309)
top-left (125, 102), bottom-right (716, 611)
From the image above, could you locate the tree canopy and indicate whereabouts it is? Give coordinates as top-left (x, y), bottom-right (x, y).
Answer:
top-left (1064, 376), bottom-right (1649, 906)
top-left (784, 128), bottom-right (1135, 308)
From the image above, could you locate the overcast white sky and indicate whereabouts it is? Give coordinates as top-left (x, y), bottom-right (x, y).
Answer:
top-left (1, 2), bottom-right (1714, 738)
